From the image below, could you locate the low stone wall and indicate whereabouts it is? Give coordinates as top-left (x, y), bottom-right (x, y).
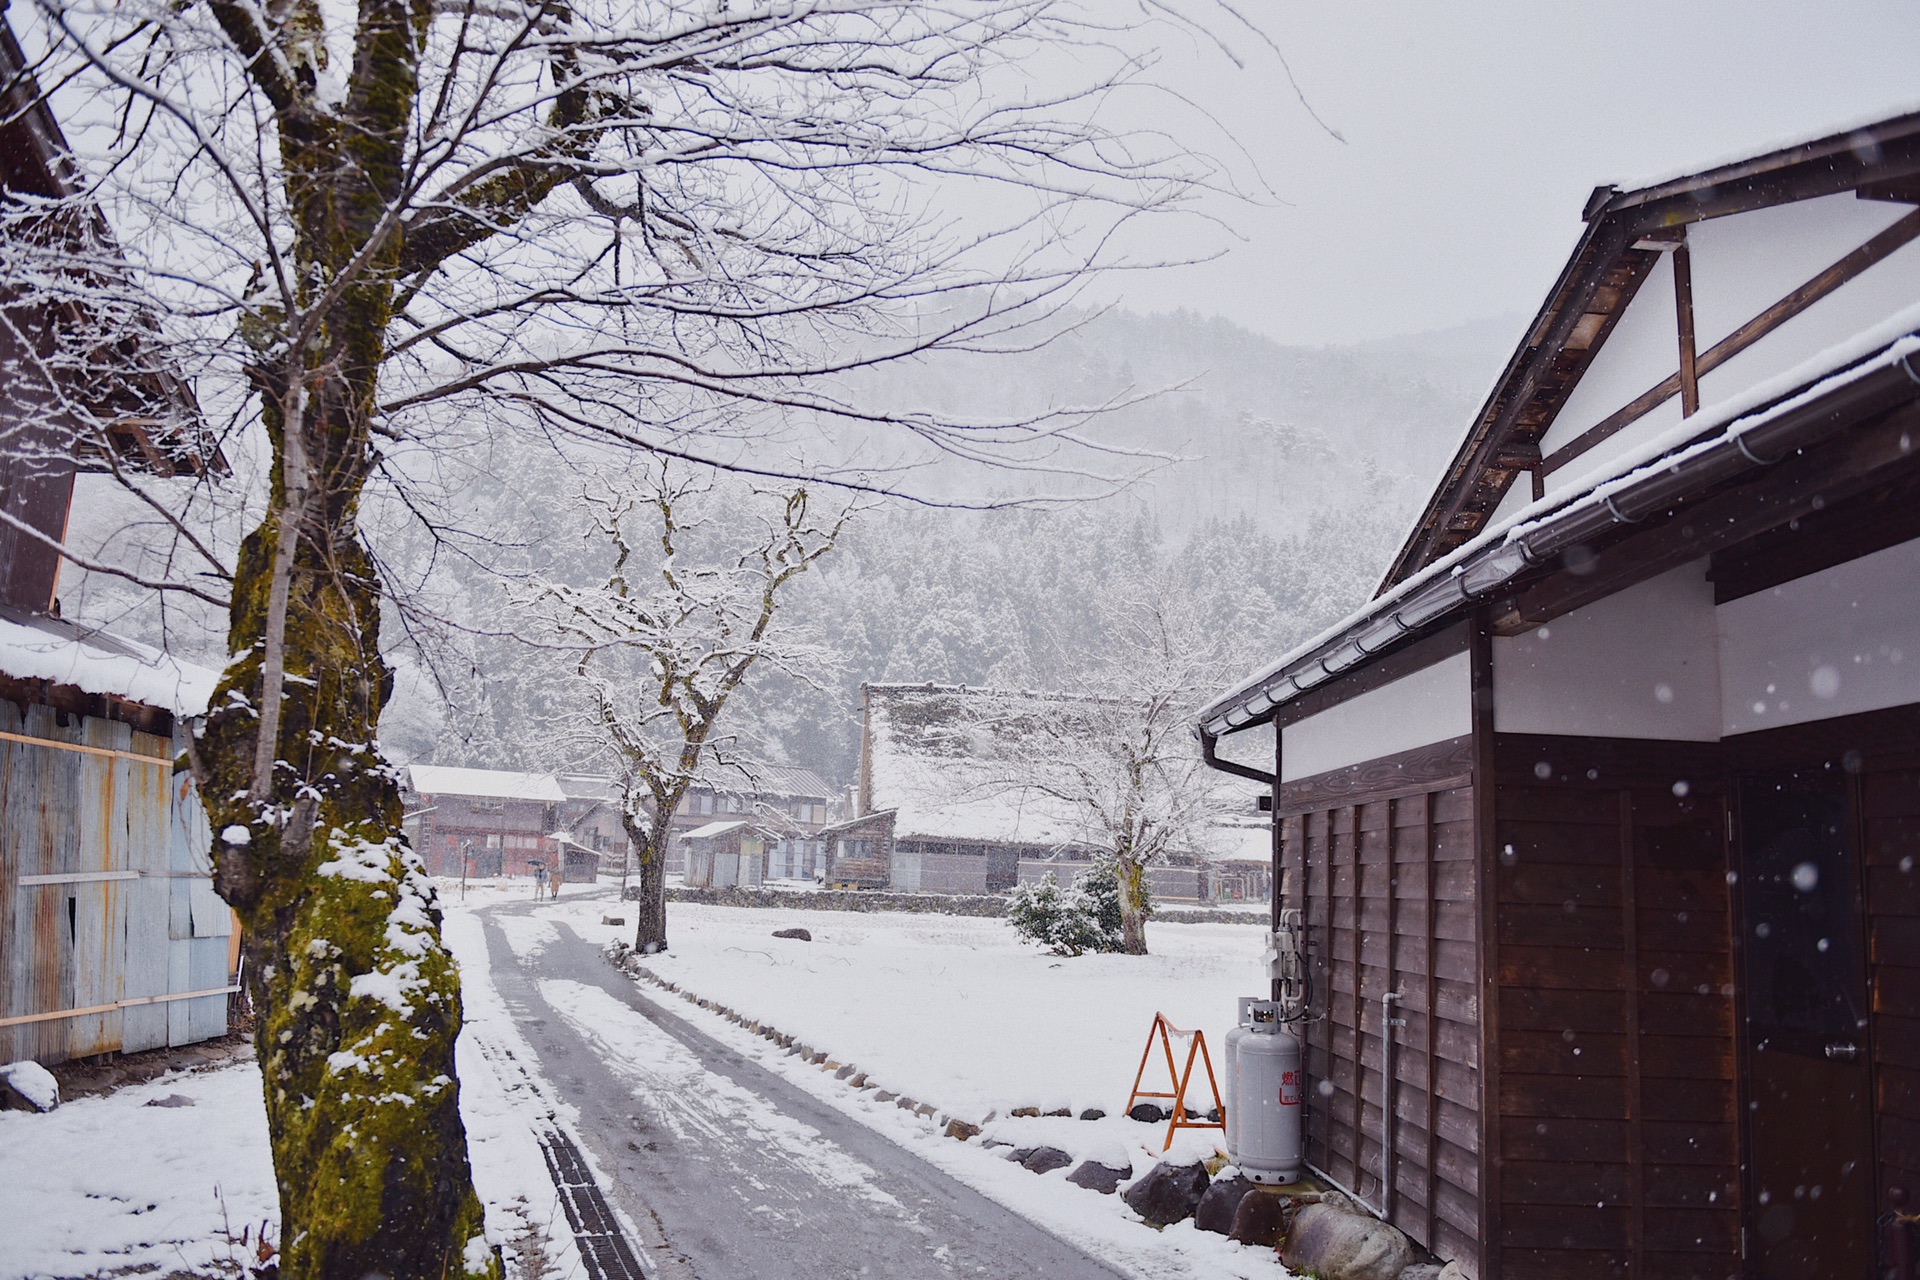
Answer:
top-left (660, 883), bottom-right (1265, 924)
top-left (663, 884), bottom-right (1007, 916)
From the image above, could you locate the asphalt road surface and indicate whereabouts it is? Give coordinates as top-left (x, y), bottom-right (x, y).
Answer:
top-left (479, 900), bottom-right (1126, 1280)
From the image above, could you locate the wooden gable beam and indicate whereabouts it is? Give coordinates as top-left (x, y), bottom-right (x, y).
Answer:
top-left (1541, 205), bottom-right (1920, 474)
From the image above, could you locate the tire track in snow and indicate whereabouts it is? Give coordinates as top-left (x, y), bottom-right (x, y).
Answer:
top-left (538, 978), bottom-right (906, 1228)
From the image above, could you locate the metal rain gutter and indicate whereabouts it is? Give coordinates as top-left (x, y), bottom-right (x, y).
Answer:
top-left (1198, 348), bottom-right (1920, 739)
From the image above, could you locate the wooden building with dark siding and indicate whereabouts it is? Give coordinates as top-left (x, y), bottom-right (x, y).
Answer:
top-left (1200, 113), bottom-right (1920, 1279)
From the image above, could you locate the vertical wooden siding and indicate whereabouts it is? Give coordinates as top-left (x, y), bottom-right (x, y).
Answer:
top-left (1492, 736), bottom-right (1740, 1279)
top-left (1862, 757), bottom-right (1920, 1238)
top-left (1281, 735), bottom-right (1484, 1275)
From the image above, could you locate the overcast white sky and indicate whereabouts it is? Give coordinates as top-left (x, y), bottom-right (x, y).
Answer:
top-left (1103, 0), bottom-right (1920, 347)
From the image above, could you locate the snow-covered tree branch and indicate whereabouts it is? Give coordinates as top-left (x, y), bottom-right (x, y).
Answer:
top-left (525, 462), bottom-right (848, 951)
top-left (0, 0), bottom-right (1263, 1272)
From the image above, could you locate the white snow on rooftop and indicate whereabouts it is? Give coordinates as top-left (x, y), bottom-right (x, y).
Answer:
top-left (0, 608), bottom-right (218, 718)
top-left (1607, 103), bottom-right (1920, 197)
top-left (864, 686), bottom-right (1091, 848)
top-left (407, 764), bottom-right (566, 803)
top-left (683, 819), bottom-right (758, 840)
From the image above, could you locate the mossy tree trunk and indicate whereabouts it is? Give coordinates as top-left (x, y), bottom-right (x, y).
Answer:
top-left (619, 800), bottom-right (677, 953)
top-left (193, 5), bottom-right (513, 1276)
top-left (1114, 849), bottom-right (1150, 956)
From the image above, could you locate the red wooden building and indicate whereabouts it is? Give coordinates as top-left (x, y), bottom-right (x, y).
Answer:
top-left (1201, 113), bottom-right (1920, 1279)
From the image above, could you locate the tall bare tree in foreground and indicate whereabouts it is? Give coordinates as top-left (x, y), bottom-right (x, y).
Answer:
top-left (1, 0), bottom-right (1263, 1272)
top-left (528, 463), bottom-right (847, 952)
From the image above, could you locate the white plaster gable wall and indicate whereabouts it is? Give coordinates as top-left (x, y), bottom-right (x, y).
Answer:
top-left (1539, 247), bottom-right (1682, 463)
top-left (1280, 650), bottom-right (1471, 782)
top-left (1718, 535), bottom-right (1920, 736)
top-left (1687, 193), bottom-right (1911, 351)
top-left (1540, 192), bottom-right (1920, 489)
top-left (1484, 471), bottom-right (1536, 527)
top-left (1494, 561), bottom-right (1722, 741)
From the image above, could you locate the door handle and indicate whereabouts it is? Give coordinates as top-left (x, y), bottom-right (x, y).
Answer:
top-left (1825, 1042), bottom-right (1860, 1061)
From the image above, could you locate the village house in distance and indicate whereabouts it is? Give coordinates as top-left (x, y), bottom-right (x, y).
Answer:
top-left (401, 761), bottom-right (836, 888)
top-left (823, 682), bottom-right (1248, 899)
top-left (1200, 113), bottom-right (1920, 1279)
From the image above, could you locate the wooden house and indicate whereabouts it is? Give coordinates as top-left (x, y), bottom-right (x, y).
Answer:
top-left (1198, 114), bottom-right (1920, 1279)
top-left (403, 765), bottom-right (566, 880)
top-left (681, 820), bottom-right (774, 890)
top-left (819, 811), bottom-right (895, 890)
top-left (661, 763), bottom-right (835, 878)
top-left (857, 682), bottom-right (1101, 894)
top-left (858, 682), bottom-right (1246, 898)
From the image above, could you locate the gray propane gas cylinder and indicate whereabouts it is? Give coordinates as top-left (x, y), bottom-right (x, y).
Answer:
top-left (1226, 996), bottom-right (1303, 1184)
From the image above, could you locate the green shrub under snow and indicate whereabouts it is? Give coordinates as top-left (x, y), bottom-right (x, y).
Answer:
top-left (1007, 860), bottom-right (1149, 956)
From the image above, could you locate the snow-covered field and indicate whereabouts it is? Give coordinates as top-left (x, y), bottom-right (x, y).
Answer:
top-left (0, 1055), bottom-right (277, 1278)
top-left (539, 897), bottom-right (1272, 1124)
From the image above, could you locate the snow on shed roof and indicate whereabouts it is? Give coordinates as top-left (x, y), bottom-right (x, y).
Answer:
top-left (683, 819), bottom-right (759, 841)
top-left (0, 606), bottom-right (218, 718)
top-left (407, 765), bottom-right (566, 803)
top-left (863, 684), bottom-right (1090, 848)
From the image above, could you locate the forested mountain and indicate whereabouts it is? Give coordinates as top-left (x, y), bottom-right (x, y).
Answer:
top-left (63, 307), bottom-right (1514, 785)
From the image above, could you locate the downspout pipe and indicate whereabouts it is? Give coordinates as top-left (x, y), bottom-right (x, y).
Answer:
top-left (1198, 727), bottom-right (1277, 788)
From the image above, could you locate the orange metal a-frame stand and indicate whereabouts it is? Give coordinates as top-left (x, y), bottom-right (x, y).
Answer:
top-left (1124, 1011), bottom-right (1227, 1152)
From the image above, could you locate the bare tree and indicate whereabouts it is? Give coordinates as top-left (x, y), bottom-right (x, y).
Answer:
top-left (0, 0), bottom-right (1270, 1272)
top-left (528, 463), bottom-right (846, 952)
top-left (1014, 579), bottom-right (1250, 954)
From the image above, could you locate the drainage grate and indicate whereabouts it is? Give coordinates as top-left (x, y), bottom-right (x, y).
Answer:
top-left (538, 1128), bottom-right (650, 1280)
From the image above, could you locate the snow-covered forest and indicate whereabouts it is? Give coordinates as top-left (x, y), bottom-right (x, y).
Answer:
top-left (62, 306), bottom-right (1507, 786)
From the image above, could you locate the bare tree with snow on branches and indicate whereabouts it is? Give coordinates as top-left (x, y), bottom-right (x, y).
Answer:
top-left (527, 462), bottom-right (848, 953)
top-left (1012, 578), bottom-right (1256, 954)
top-left (0, 0), bottom-right (1278, 1271)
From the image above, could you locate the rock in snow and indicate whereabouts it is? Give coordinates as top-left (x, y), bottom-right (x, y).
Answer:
top-left (1281, 1201), bottom-right (1415, 1280)
top-left (1065, 1159), bottom-right (1129, 1195)
top-left (1122, 1159), bottom-right (1210, 1227)
top-left (1192, 1173), bottom-right (1252, 1235)
top-left (1228, 1188), bottom-right (1297, 1247)
top-left (0, 1060), bottom-right (59, 1112)
top-left (771, 927), bottom-right (812, 941)
top-left (1019, 1146), bottom-right (1072, 1174)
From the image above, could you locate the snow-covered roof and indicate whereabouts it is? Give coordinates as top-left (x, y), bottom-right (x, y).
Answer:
top-left (406, 765), bottom-right (566, 803)
top-left (555, 773), bottom-right (619, 803)
top-left (1606, 104), bottom-right (1920, 198)
top-left (697, 761), bottom-right (835, 800)
top-left (683, 819), bottom-right (758, 841)
top-left (863, 685), bottom-right (1091, 848)
top-left (1202, 312), bottom-right (1920, 735)
top-left (0, 607), bottom-right (218, 718)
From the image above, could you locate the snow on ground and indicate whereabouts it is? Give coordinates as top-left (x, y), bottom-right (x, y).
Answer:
top-left (442, 908), bottom-right (638, 1280)
top-left (0, 1056), bottom-right (276, 1278)
top-left (543, 899), bottom-right (1270, 1123)
top-left (531, 901), bottom-right (1291, 1279)
top-left (0, 904), bottom-right (608, 1280)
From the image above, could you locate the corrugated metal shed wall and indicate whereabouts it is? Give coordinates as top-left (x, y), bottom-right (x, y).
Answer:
top-left (0, 700), bottom-right (229, 1064)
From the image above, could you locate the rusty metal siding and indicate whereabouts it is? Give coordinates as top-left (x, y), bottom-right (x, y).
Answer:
top-left (2, 700), bottom-right (223, 1064)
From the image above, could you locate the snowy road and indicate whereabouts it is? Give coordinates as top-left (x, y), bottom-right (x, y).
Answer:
top-left (476, 900), bottom-right (1126, 1280)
